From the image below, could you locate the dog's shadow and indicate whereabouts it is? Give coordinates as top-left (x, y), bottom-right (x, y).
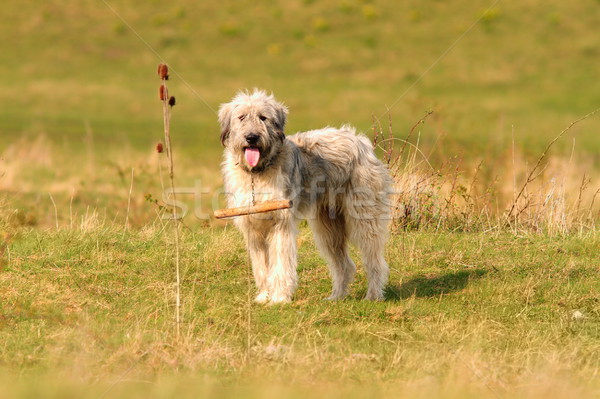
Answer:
top-left (383, 269), bottom-right (488, 301)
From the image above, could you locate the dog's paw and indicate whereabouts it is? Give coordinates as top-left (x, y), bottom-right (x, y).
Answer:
top-left (268, 293), bottom-right (292, 304)
top-left (254, 291), bottom-right (270, 304)
top-left (325, 293), bottom-right (347, 301)
top-left (364, 290), bottom-right (384, 301)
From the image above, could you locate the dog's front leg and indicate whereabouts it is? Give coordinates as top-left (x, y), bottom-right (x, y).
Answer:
top-left (243, 224), bottom-right (270, 303)
top-left (266, 216), bottom-right (298, 304)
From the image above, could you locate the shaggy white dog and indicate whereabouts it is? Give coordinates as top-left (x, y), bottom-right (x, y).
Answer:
top-left (219, 90), bottom-right (391, 304)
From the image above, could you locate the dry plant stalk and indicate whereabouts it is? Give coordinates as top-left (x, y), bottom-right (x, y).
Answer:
top-left (214, 200), bottom-right (293, 219)
top-left (506, 108), bottom-right (600, 221)
top-left (380, 107), bottom-right (600, 234)
top-left (157, 63), bottom-right (182, 338)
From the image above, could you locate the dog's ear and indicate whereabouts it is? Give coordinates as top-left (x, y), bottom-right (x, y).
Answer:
top-left (273, 102), bottom-right (288, 142)
top-left (218, 102), bottom-right (234, 147)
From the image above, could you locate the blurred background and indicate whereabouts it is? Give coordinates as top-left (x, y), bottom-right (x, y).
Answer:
top-left (1, 0), bottom-right (599, 227)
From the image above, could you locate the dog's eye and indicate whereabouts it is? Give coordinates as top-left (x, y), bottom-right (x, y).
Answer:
top-left (259, 115), bottom-right (267, 122)
top-left (238, 115), bottom-right (246, 121)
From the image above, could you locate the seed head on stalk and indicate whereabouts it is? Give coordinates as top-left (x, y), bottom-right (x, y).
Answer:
top-left (159, 85), bottom-right (167, 101)
top-left (157, 62), bottom-right (181, 339)
top-left (157, 63), bottom-right (169, 80)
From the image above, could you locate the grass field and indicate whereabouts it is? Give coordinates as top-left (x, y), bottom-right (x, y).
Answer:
top-left (1, 0), bottom-right (600, 398)
top-left (2, 226), bottom-right (599, 398)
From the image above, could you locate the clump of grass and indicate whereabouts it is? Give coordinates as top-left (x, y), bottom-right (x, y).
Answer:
top-left (374, 110), bottom-right (600, 234)
top-left (312, 17), bottom-right (330, 33)
top-left (480, 7), bottom-right (502, 30)
top-left (505, 109), bottom-right (600, 229)
top-left (361, 4), bottom-right (379, 20)
top-left (219, 21), bottom-right (243, 37)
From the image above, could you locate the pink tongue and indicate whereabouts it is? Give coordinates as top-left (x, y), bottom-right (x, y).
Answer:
top-left (245, 148), bottom-right (260, 167)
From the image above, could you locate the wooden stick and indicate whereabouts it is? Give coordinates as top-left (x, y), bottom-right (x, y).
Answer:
top-left (214, 199), bottom-right (293, 219)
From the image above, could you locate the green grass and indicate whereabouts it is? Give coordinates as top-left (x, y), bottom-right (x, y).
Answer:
top-left (1, 0), bottom-right (600, 397)
top-left (1, 225), bottom-right (598, 398)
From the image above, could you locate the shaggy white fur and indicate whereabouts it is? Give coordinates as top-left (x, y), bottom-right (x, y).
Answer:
top-left (219, 90), bottom-right (392, 304)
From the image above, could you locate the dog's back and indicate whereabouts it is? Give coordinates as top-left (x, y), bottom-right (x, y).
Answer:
top-left (288, 126), bottom-right (391, 193)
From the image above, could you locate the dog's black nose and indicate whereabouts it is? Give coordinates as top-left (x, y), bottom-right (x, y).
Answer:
top-left (245, 134), bottom-right (260, 145)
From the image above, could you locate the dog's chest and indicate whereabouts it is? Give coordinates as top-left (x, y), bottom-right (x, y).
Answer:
top-left (225, 171), bottom-right (287, 208)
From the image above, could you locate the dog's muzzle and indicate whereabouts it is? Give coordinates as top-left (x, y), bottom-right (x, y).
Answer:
top-left (245, 133), bottom-right (260, 145)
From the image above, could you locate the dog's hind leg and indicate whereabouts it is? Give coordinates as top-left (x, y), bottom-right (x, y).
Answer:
top-left (356, 225), bottom-right (388, 301)
top-left (347, 197), bottom-right (390, 301)
top-left (309, 207), bottom-right (356, 300)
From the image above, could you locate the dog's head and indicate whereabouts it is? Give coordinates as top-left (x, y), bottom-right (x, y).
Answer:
top-left (218, 89), bottom-right (288, 171)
